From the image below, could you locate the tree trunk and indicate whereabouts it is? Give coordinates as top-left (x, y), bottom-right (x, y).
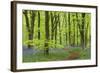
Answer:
top-left (44, 11), bottom-right (49, 55)
top-left (73, 14), bottom-right (76, 46)
top-left (76, 14), bottom-right (79, 46)
top-left (28, 11), bottom-right (35, 48)
top-left (64, 13), bottom-right (68, 45)
top-left (50, 12), bottom-right (54, 41)
top-left (81, 13), bottom-right (85, 49)
top-left (38, 11), bottom-right (40, 40)
top-left (54, 13), bottom-right (59, 47)
top-left (76, 13), bottom-right (79, 46)
top-left (58, 14), bottom-right (62, 44)
top-left (68, 13), bottom-right (71, 46)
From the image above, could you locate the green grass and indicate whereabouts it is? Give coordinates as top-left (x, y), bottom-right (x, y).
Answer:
top-left (79, 48), bottom-right (91, 59)
top-left (23, 48), bottom-right (91, 62)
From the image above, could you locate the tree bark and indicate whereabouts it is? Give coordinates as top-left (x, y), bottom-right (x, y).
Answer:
top-left (50, 12), bottom-right (54, 41)
top-left (64, 13), bottom-right (68, 45)
top-left (54, 13), bottom-right (59, 47)
top-left (44, 11), bottom-right (49, 55)
top-left (81, 13), bottom-right (85, 49)
top-left (73, 14), bottom-right (76, 46)
top-left (58, 14), bottom-right (62, 44)
top-left (68, 13), bottom-right (71, 46)
top-left (38, 11), bottom-right (40, 40)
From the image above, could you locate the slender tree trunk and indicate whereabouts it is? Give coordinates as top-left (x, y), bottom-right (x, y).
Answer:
top-left (54, 13), bottom-right (59, 47)
top-left (54, 18), bottom-right (57, 47)
top-left (85, 14), bottom-right (90, 48)
top-left (82, 13), bottom-right (86, 49)
top-left (44, 11), bottom-right (49, 55)
top-left (77, 17), bottom-right (78, 46)
top-left (64, 13), bottom-right (68, 45)
top-left (68, 13), bottom-right (71, 46)
top-left (77, 26), bottom-right (79, 46)
top-left (58, 14), bottom-right (62, 44)
top-left (76, 13), bottom-right (79, 46)
top-left (28, 11), bottom-right (35, 48)
top-left (38, 11), bottom-right (40, 40)
top-left (73, 14), bottom-right (76, 46)
top-left (50, 12), bottom-right (54, 41)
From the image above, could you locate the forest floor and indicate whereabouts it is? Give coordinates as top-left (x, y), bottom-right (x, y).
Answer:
top-left (23, 46), bottom-right (91, 62)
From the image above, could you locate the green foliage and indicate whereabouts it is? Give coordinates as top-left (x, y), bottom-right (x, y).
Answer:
top-left (22, 10), bottom-right (91, 62)
top-left (79, 48), bottom-right (91, 59)
top-left (23, 10), bottom-right (91, 49)
top-left (24, 39), bottom-right (64, 49)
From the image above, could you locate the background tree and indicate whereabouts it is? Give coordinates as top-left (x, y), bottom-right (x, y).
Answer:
top-left (23, 10), bottom-right (36, 48)
top-left (38, 11), bottom-right (40, 40)
top-left (44, 11), bottom-right (50, 55)
top-left (68, 13), bottom-right (71, 46)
